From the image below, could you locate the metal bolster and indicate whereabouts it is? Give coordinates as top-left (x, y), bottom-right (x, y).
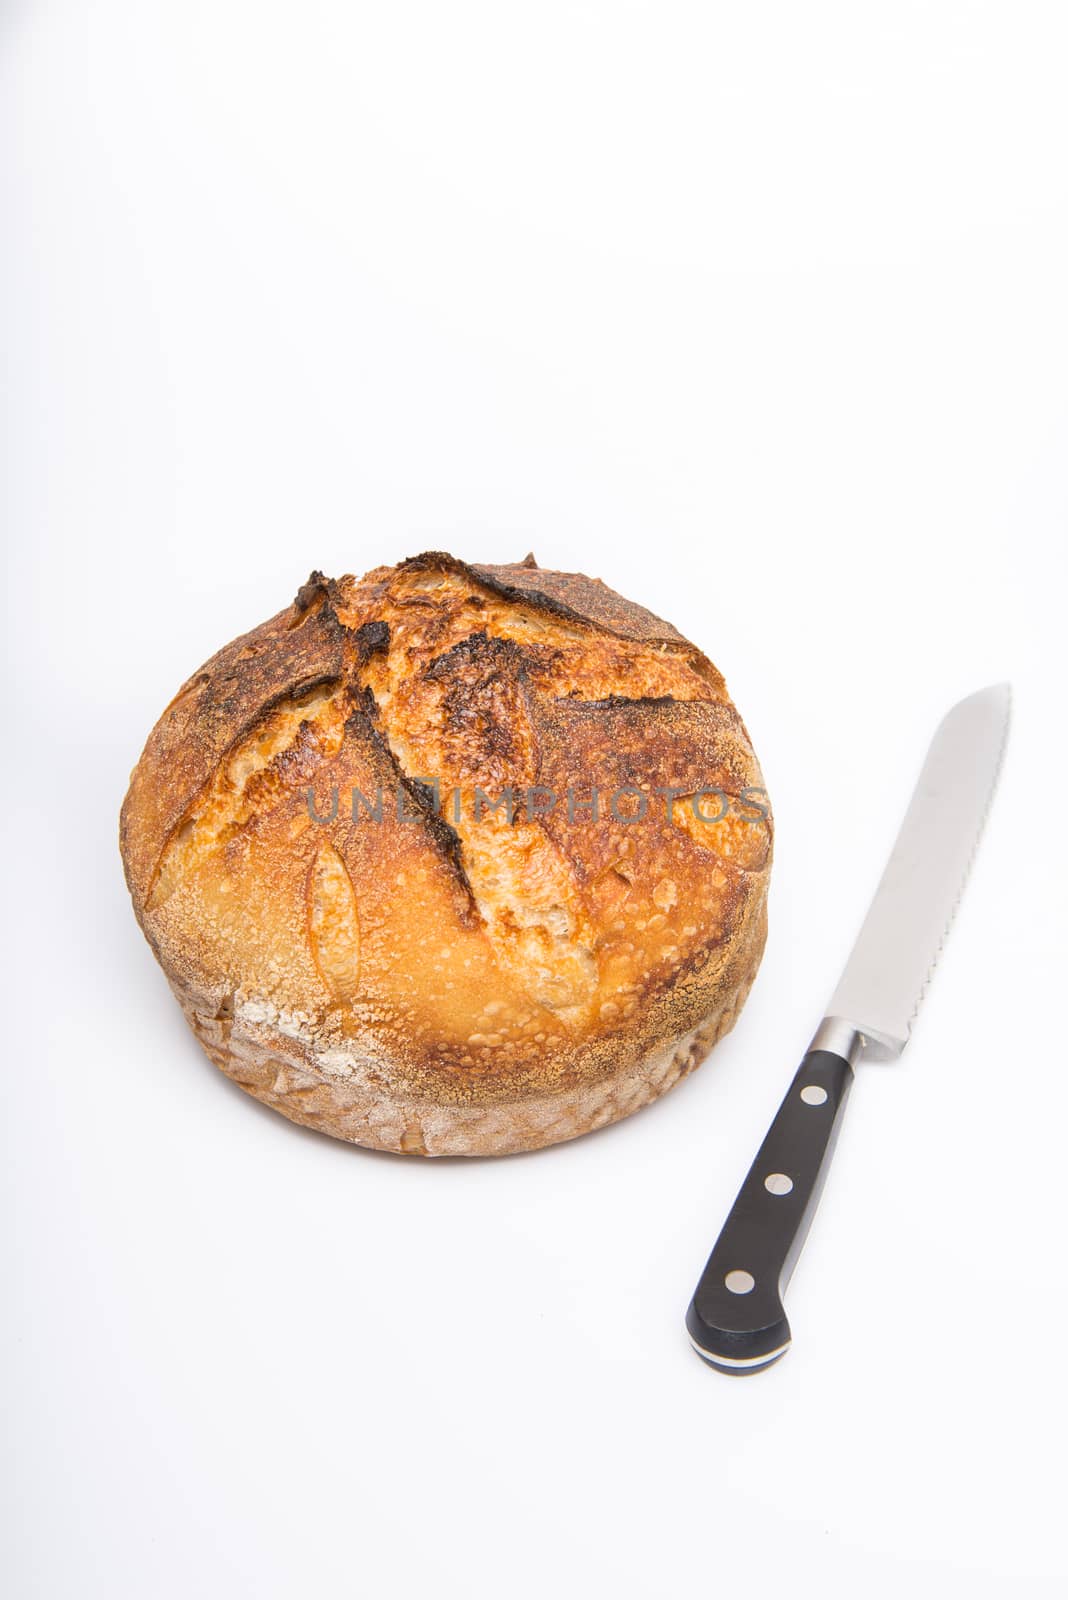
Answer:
top-left (808, 1017), bottom-right (864, 1065)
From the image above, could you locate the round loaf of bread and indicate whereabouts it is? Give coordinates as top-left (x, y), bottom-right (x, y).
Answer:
top-left (120, 553), bottom-right (772, 1156)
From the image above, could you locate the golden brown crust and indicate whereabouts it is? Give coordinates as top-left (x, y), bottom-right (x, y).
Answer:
top-left (120, 553), bottom-right (772, 1155)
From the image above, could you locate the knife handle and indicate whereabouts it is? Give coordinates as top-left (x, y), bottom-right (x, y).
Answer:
top-left (685, 1048), bottom-right (854, 1373)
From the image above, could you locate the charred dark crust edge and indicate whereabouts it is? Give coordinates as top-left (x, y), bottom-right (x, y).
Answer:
top-left (355, 686), bottom-right (480, 923)
top-left (394, 551), bottom-right (687, 647)
top-left (354, 619), bottom-right (391, 663)
top-left (423, 628), bottom-right (558, 681)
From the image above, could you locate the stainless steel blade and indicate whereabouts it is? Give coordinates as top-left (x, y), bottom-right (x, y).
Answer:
top-left (821, 683), bottom-right (1011, 1061)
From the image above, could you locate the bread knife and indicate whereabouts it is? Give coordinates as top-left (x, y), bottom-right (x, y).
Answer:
top-left (685, 683), bottom-right (1011, 1373)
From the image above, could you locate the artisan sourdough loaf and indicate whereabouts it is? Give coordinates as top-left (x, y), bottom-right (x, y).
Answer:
top-left (120, 553), bottom-right (772, 1155)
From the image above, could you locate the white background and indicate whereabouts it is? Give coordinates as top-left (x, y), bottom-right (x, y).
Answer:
top-left (3, 4), bottom-right (1067, 1596)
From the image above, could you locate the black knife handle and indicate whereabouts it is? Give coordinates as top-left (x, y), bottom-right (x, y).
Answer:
top-left (685, 1049), bottom-right (854, 1373)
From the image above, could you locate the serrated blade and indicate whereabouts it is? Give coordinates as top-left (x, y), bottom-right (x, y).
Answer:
top-left (824, 683), bottom-right (1011, 1061)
